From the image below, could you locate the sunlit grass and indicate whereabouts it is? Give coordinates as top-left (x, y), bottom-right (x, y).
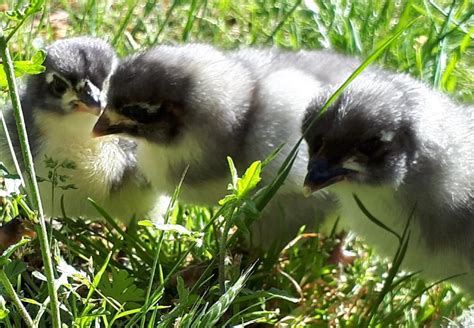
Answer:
top-left (0, 0), bottom-right (472, 326)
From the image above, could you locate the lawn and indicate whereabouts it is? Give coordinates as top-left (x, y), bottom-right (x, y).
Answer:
top-left (0, 0), bottom-right (473, 326)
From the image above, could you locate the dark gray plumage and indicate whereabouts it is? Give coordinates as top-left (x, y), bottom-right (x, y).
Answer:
top-left (92, 44), bottom-right (361, 248)
top-left (0, 37), bottom-right (158, 222)
top-left (303, 68), bottom-right (474, 294)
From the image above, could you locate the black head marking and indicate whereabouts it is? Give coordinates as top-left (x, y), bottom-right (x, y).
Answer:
top-left (23, 37), bottom-right (117, 115)
top-left (107, 50), bottom-right (192, 110)
top-left (102, 49), bottom-right (194, 144)
top-left (304, 72), bottom-right (419, 189)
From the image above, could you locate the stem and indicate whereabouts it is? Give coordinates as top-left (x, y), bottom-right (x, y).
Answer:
top-left (0, 111), bottom-right (25, 186)
top-left (0, 28), bottom-right (61, 328)
top-left (0, 270), bottom-right (34, 328)
top-left (49, 167), bottom-right (57, 246)
top-left (5, 15), bottom-right (30, 44)
top-left (219, 204), bottom-right (237, 294)
top-left (140, 225), bottom-right (167, 328)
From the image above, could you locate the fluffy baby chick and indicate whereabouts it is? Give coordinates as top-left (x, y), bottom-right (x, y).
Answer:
top-left (303, 68), bottom-right (474, 293)
top-left (1, 37), bottom-right (157, 222)
top-left (92, 44), bottom-right (361, 248)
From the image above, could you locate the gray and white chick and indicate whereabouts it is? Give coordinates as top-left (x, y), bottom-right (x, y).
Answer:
top-left (303, 68), bottom-right (474, 294)
top-left (1, 37), bottom-right (158, 223)
top-left (92, 44), bottom-right (361, 249)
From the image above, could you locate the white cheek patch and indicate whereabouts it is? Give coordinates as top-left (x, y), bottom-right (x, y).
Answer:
top-left (381, 130), bottom-right (395, 142)
top-left (76, 80), bottom-right (86, 90)
top-left (142, 103), bottom-right (162, 114)
top-left (45, 73), bottom-right (55, 83)
top-left (147, 107), bottom-right (159, 114)
top-left (46, 72), bottom-right (72, 87)
top-left (342, 157), bottom-right (367, 173)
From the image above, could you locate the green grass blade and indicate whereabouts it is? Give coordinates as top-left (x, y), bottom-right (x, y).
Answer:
top-left (197, 264), bottom-right (255, 327)
top-left (353, 194), bottom-right (402, 242)
top-left (140, 166), bottom-right (189, 328)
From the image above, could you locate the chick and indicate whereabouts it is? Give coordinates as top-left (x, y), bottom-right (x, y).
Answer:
top-left (1, 37), bottom-right (158, 223)
top-left (303, 68), bottom-right (474, 293)
top-left (92, 44), bottom-right (361, 248)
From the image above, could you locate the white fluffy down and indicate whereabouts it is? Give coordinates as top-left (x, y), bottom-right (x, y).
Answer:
top-left (31, 111), bottom-right (159, 223)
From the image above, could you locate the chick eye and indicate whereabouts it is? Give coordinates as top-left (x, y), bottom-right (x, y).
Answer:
top-left (121, 104), bottom-right (161, 123)
top-left (358, 137), bottom-right (384, 156)
top-left (49, 75), bottom-right (69, 97)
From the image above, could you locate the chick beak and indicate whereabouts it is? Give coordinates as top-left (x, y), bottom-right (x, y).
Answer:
top-left (303, 157), bottom-right (351, 197)
top-left (92, 109), bottom-right (132, 137)
top-left (75, 80), bottom-right (102, 116)
top-left (92, 111), bottom-right (113, 137)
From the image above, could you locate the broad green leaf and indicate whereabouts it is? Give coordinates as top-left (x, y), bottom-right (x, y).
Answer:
top-left (218, 194), bottom-right (236, 206)
top-left (4, 260), bottom-right (26, 282)
top-left (14, 50), bottom-right (46, 75)
top-left (0, 238), bottom-right (30, 266)
top-left (0, 51), bottom-right (46, 87)
top-left (25, 0), bottom-right (45, 16)
top-left (98, 268), bottom-right (145, 310)
top-left (4, 11), bottom-right (23, 22)
top-left (176, 276), bottom-right (189, 303)
top-left (14, 60), bottom-right (45, 75)
top-left (0, 296), bottom-right (9, 320)
top-left (227, 156), bottom-right (238, 190)
top-left (4, 0), bottom-right (44, 21)
top-left (0, 68), bottom-right (9, 87)
top-left (237, 161), bottom-right (262, 199)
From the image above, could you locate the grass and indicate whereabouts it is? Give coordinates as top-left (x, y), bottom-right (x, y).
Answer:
top-left (0, 0), bottom-right (473, 326)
